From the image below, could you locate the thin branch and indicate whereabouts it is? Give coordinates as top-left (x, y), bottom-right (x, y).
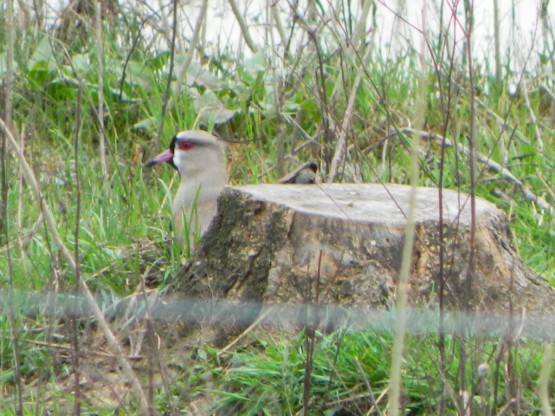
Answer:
top-left (155, 0), bottom-right (180, 149)
top-left (3, 0), bottom-right (23, 412)
top-left (270, 1), bottom-right (287, 52)
top-left (1, 0), bottom-right (15, 243)
top-left (269, 4), bottom-right (285, 178)
top-left (473, 94), bottom-right (530, 148)
top-left (172, 0), bottom-right (208, 100)
top-left (306, 23), bottom-right (335, 173)
top-left (493, 0), bottom-right (501, 84)
top-left (95, 0), bottom-right (107, 180)
top-left (390, 128), bottom-right (552, 211)
top-left (538, 341), bottom-right (553, 416)
top-left (354, 357), bottom-right (384, 416)
top-left (71, 78), bottom-right (84, 416)
top-left (0, 213), bottom-right (43, 255)
top-left (520, 79), bottom-right (544, 151)
top-left (0, 118), bottom-right (150, 414)
top-left (228, 0), bottom-right (258, 53)
top-left (327, 43), bottom-right (372, 182)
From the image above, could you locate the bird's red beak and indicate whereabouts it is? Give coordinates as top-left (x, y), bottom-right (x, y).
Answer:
top-left (145, 149), bottom-right (174, 168)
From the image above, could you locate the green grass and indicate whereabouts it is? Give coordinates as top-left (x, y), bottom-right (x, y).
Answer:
top-left (184, 331), bottom-right (550, 415)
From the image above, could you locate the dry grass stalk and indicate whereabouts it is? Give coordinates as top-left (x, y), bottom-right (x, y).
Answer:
top-left (0, 119), bottom-right (150, 414)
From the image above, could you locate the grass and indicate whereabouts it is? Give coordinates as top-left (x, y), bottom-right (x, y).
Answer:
top-left (177, 331), bottom-right (549, 415)
top-left (1, 1), bottom-right (555, 414)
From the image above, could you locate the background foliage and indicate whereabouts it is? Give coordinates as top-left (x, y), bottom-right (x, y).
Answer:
top-left (0, 0), bottom-right (554, 414)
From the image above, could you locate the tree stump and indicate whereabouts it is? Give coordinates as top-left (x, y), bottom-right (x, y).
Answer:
top-left (165, 184), bottom-right (554, 333)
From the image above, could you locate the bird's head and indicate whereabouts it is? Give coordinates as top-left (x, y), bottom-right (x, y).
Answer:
top-left (146, 130), bottom-right (225, 177)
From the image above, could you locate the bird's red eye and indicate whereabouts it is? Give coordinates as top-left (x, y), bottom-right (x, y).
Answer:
top-left (177, 141), bottom-right (194, 151)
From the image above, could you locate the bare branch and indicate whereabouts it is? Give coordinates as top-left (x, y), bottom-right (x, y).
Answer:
top-left (390, 128), bottom-right (552, 211)
top-left (0, 118), bottom-right (150, 414)
top-left (95, 0), bottom-right (108, 180)
top-left (327, 43), bottom-right (372, 182)
top-left (229, 0), bottom-right (258, 53)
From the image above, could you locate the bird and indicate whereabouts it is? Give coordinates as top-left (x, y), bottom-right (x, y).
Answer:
top-left (146, 130), bottom-right (228, 249)
top-left (277, 161), bottom-right (320, 184)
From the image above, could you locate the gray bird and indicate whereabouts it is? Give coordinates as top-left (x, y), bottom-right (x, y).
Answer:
top-left (146, 130), bottom-right (227, 248)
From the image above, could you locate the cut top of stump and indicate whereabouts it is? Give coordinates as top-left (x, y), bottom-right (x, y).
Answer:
top-left (237, 183), bottom-right (499, 227)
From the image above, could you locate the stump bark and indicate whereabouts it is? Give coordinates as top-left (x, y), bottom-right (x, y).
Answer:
top-left (169, 184), bottom-right (554, 322)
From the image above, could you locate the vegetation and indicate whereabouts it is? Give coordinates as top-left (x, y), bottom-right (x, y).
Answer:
top-left (0, 0), bottom-right (554, 414)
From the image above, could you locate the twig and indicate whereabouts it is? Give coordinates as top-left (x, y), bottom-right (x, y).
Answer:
top-left (493, 0), bottom-right (501, 84)
top-left (345, 0), bottom-right (373, 61)
top-left (520, 78), bottom-right (544, 151)
top-left (269, 13), bottom-right (286, 178)
top-left (303, 20), bottom-right (336, 174)
top-left (281, 113), bottom-right (321, 149)
top-left (228, 0), bottom-right (258, 53)
top-left (26, 338), bottom-right (143, 360)
top-left (155, 0), bottom-right (208, 149)
top-left (119, 12), bottom-right (153, 99)
top-left (326, 0), bottom-right (373, 97)
top-left (538, 341), bottom-right (554, 416)
top-left (354, 357), bottom-right (384, 416)
top-left (303, 251), bottom-right (323, 416)
top-left (71, 76), bottom-right (84, 416)
top-left (95, 0), bottom-right (107, 181)
top-left (155, 0), bottom-right (179, 149)
top-left (16, 125), bottom-right (25, 253)
top-left (327, 42), bottom-right (372, 182)
top-left (172, 0), bottom-right (208, 103)
top-left (539, 82), bottom-right (555, 102)
top-left (473, 96), bottom-right (531, 147)
top-left (0, 118), bottom-right (150, 414)
top-left (436, 71), bottom-right (533, 148)
top-left (270, 2), bottom-right (286, 52)
top-left (0, 213), bottom-right (43, 255)
top-left (218, 307), bottom-right (275, 355)
top-left (390, 128), bottom-right (552, 211)
top-left (4, 0), bottom-right (23, 412)
top-left (459, 9), bottom-right (478, 405)
top-left (1, 0), bottom-right (15, 245)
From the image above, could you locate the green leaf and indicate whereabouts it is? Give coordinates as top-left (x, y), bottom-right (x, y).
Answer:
top-left (186, 61), bottom-right (222, 89)
top-left (0, 53), bottom-right (7, 77)
top-left (149, 51), bottom-right (171, 70)
top-left (126, 59), bottom-right (156, 89)
top-left (192, 90), bottom-right (237, 124)
top-left (27, 60), bottom-right (52, 85)
top-left (132, 116), bottom-right (157, 132)
top-left (71, 53), bottom-right (91, 76)
top-left (29, 35), bottom-right (56, 70)
top-left (241, 52), bottom-right (266, 75)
